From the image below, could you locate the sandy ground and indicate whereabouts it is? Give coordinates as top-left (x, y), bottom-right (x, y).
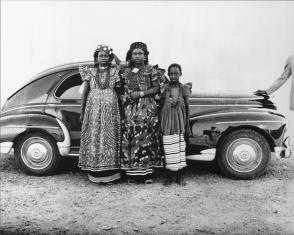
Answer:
top-left (1, 153), bottom-right (294, 235)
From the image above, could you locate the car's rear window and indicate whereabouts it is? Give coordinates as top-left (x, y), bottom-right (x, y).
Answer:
top-left (55, 73), bottom-right (82, 100)
top-left (4, 73), bottom-right (60, 110)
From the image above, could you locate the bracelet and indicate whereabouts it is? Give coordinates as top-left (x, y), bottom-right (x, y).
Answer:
top-left (139, 91), bottom-right (144, 97)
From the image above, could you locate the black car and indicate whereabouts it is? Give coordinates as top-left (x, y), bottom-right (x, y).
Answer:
top-left (0, 61), bottom-right (291, 179)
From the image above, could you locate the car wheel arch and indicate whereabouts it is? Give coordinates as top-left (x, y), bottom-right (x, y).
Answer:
top-left (13, 128), bottom-right (58, 148)
top-left (13, 129), bottom-right (58, 148)
top-left (215, 125), bottom-right (275, 154)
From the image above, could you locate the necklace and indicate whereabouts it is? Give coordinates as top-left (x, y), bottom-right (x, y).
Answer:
top-left (99, 65), bottom-right (107, 70)
top-left (95, 67), bottom-right (110, 89)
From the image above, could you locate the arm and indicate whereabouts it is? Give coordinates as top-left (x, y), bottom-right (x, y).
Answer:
top-left (113, 53), bottom-right (121, 65)
top-left (254, 64), bottom-right (291, 96)
top-left (144, 69), bottom-right (160, 97)
top-left (160, 85), bottom-right (166, 108)
top-left (141, 80), bottom-right (160, 97)
top-left (130, 68), bottom-right (160, 100)
top-left (130, 82), bottom-right (159, 100)
top-left (266, 64), bottom-right (291, 94)
top-left (79, 81), bottom-right (90, 123)
top-left (183, 84), bottom-right (192, 138)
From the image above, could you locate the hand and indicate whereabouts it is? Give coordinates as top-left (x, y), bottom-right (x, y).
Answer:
top-left (113, 53), bottom-right (121, 65)
top-left (170, 97), bottom-right (179, 107)
top-left (254, 90), bottom-right (269, 98)
top-left (130, 91), bottom-right (140, 100)
top-left (79, 64), bottom-right (88, 71)
top-left (185, 124), bottom-right (191, 137)
top-left (79, 64), bottom-right (89, 77)
top-left (115, 81), bottom-right (122, 88)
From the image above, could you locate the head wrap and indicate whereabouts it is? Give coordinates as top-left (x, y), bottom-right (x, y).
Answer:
top-left (95, 44), bottom-right (113, 55)
top-left (129, 42), bottom-right (149, 54)
top-left (126, 42), bottom-right (149, 63)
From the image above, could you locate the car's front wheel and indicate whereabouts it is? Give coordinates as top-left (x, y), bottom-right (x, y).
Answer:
top-left (217, 129), bottom-right (271, 179)
top-left (15, 132), bottom-right (60, 176)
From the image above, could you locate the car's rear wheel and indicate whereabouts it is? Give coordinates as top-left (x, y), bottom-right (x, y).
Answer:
top-left (15, 132), bottom-right (60, 176)
top-left (217, 129), bottom-right (271, 179)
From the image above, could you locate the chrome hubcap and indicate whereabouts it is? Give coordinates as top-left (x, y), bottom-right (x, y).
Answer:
top-left (226, 138), bottom-right (262, 173)
top-left (21, 137), bottom-right (53, 170)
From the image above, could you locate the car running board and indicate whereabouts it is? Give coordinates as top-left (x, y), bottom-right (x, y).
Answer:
top-left (186, 148), bottom-right (216, 161)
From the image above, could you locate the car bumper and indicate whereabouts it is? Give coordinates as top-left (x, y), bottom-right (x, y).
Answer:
top-left (0, 142), bottom-right (13, 154)
top-left (56, 118), bottom-right (70, 156)
top-left (274, 146), bottom-right (292, 158)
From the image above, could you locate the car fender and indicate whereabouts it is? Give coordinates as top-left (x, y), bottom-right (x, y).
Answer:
top-left (189, 108), bottom-right (287, 149)
top-left (0, 113), bottom-right (70, 156)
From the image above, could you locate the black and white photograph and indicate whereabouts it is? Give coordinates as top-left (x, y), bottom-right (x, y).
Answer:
top-left (1, 1), bottom-right (294, 234)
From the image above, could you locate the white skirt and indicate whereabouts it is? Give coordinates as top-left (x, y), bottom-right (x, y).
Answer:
top-left (163, 134), bottom-right (187, 171)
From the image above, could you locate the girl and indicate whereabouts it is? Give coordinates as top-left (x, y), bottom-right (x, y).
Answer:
top-left (79, 44), bottom-right (122, 184)
top-left (120, 42), bottom-right (162, 184)
top-left (161, 63), bottom-right (191, 186)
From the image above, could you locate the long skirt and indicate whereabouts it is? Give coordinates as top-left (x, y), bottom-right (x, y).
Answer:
top-left (163, 134), bottom-right (187, 171)
top-left (121, 97), bottom-right (162, 178)
top-left (79, 89), bottom-right (121, 182)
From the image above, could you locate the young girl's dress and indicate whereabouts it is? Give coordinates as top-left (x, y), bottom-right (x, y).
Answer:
top-left (78, 65), bottom-right (121, 181)
top-left (160, 83), bottom-right (191, 171)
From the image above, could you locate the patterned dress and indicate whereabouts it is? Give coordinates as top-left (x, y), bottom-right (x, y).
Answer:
top-left (121, 64), bottom-right (163, 176)
top-left (78, 65), bottom-right (121, 173)
top-left (160, 83), bottom-right (191, 171)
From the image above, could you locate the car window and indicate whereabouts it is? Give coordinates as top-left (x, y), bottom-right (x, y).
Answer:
top-left (4, 72), bottom-right (61, 110)
top-left (55, 73), bottom-right (83, 100)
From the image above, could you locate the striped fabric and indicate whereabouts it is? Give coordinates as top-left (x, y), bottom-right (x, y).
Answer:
top-left (125, 168), bottom-right (154, 176)
top-left (179, 134), bottom-right (187, 169)
top-left (163, 134), bottom-right (187, 171)
top-left (88, 172), bottom-right (121, 184)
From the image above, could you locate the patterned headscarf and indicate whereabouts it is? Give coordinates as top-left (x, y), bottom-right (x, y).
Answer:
top-left (93, 44), bottom-right (114, 66)
top-left (95, 44), bottom-right (113, 55)
top-left (126, 42), bottom-right (149, 64)
top-left (129, 42), bottom-right (149, 54)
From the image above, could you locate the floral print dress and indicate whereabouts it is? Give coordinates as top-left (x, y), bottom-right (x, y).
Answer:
top-left (120, 64), bottom-right (163, 176)
top-left (78, 65), bottom-right (121, 172)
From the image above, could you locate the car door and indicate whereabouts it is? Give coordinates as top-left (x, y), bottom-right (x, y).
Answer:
top-left (45, 70), bottom-right (82, 154)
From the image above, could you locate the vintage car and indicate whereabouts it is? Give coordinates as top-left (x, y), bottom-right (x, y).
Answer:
top-left (0, 61), bottom-right (291, 179)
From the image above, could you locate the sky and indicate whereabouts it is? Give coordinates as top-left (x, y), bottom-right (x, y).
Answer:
top-left (1, 1), bottom-right (294, 142)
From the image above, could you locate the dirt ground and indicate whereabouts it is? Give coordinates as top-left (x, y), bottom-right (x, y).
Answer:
top-left (1, 152), bottom-right (294, 235)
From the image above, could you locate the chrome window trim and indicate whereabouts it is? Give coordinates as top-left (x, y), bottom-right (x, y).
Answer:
top-left (46, 104), bottom-right (80, 107)
top-left (189, 111), bottom-right (265, 120)
top-left (53, 71), bottom-right (82, 100)
top-left (190, 104), bottom-right (261, 107)
top-left (1, 104), bottom-right (81, 115)
top-left (216, 120), bottom-right (285, 125)
top-left (1, 105), bottom-right (47, 115)
top-left (1, 125), bottom-right (59, 129)
top-left (189, 97), bottom-right (264, 101)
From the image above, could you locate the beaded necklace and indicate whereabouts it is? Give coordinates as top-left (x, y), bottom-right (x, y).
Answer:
top-left (95, 67), bottom-right (110, 89)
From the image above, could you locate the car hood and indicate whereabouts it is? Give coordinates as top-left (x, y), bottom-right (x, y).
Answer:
top-left (189, 92), bottom-right (276, 117)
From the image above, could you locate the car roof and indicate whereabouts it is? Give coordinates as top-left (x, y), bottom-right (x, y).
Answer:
top-left (31, 61), bottom-right (94, 81)
top-left (7, 61), bottom-right (94, 100)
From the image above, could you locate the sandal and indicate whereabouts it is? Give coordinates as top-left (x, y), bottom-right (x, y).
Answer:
top-left (145, 179), bottom-right (153, 184)
top-left (127, 179), bottom-right (136, 184)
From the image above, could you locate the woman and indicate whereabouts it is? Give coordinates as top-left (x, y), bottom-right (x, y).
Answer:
top-left (79, 44), bottom-right (122, 184)
top-left (120, 42), bottom-right (162, 184)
